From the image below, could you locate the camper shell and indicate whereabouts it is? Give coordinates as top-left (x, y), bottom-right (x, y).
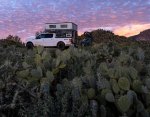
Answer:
top-left (44, 22), bottom-right (78, 43)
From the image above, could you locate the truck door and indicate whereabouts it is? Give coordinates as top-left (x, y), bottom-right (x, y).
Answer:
top-left (34, 35), bottom-right (44, 46)
top-left (42, 34), bottom-right (54, 46)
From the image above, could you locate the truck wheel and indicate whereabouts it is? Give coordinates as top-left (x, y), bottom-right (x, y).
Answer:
top-left (26, 42), bottom-right (34, 49)
top-left (57, 42), bottom-right (65, 50)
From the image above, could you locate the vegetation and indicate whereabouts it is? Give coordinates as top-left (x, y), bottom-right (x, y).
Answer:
top-left (79, 29), bottom-right (150, 63)
top-left (0, 35), bottom-right (25, 47)
top-left (0, 31), bottom-right (150, 117)
top-left (0, 40), bottom-right (150, 117)
top-left (78, 29), bottom-right (134, 43)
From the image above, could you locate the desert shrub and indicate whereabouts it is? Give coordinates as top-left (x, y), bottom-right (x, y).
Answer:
top-left (0, 35), bottom-right (25, 48)
top-left (0, 42), bottom-right (150, 117)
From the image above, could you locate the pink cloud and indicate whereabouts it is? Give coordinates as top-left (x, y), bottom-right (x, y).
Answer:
top-left (0, 0), bottom-right (149, 40)
top-left (114, 23), bottom-right (150, 37)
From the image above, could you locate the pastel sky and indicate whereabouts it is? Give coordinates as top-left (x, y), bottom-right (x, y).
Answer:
top-left (0, 0), bottom-right (150, 41)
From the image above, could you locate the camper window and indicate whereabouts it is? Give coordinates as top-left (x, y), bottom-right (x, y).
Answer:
top-left (61, 25), bottom-right (67, 28)
top-left (49, 25), bottom-right (56, 28)
top-left (56, 33), bottom-right (66, 38)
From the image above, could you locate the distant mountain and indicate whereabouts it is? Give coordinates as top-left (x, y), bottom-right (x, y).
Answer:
top-left (130, 29), bottom-right (150, 41)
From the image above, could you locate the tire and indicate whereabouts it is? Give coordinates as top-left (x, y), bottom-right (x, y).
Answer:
top-left (26, 42), bottom-right (34, 49)
top-left (57, 41), bottom-right (65, 50)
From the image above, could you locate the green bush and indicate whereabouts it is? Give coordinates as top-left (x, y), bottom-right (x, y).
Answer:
top-left (0, 35), bottom-right (25, 47)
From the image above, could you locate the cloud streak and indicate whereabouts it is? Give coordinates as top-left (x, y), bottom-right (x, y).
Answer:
top-left (0, 0), bottom-right (149, 41)
top-left (114, 23), bottom-right (150, 37)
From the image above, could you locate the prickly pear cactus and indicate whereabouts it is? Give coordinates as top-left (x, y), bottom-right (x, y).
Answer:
top-left (87, 88), bottom-right (96, 99)
top-left (118, 77), bottom-right (130, 91)
top-left (22, 61), bottom-right (30, 69)
top-left (118, 53), bottom-right (131, 66)
top-left (105, 92), bottom-right (115, 102)
top-left (127, 90), bottom-right (137, 105)
top-left (35, 54), bottom-right (42, 65)
top-left (72, 77), bottom-right (82, 90)
top-left (31, 66), bottom-right (43, 79)
top-left (17, 69), bottom-right (29, 78)
top-left (128, 67), bottom-right (138, 80)
top-left (110, 79), bottom-right (120, 94)
top-left (46, 71), bottom-right (54, 83)
top-left (101, 89), bottom-right (112, 98)
top-left (132, 80), bottom-right (143, 93)
top-left (98, 62), bottom-right (108, 75)
top-left (114, 66), bottom-right (125, 79)
top-left (108, 68), bottom-right (115, 79)
top-left (1, 42), bottom-right (150, 117)
top-left (117, 95), bottom-right (131, 114)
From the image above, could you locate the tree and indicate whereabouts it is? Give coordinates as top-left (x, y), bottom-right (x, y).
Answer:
top-left (0, 35), bottom-right (24, 47)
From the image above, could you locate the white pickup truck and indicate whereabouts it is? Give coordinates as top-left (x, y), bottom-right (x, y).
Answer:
top-left (26, 22), bottom-right (78, 49)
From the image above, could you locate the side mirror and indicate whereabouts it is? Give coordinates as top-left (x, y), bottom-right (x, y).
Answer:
top-left (36, 35), bottom-right (40, 39)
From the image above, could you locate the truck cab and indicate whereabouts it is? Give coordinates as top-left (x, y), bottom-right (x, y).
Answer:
top-left (26, 22), bottom-right (78, 49)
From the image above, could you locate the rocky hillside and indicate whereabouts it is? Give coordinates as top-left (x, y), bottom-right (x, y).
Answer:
top-left (130, 29), bottom-right (150, 41)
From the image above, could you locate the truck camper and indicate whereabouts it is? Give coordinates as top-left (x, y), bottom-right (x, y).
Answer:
top-left (26, 22), bottom-right (78, 49)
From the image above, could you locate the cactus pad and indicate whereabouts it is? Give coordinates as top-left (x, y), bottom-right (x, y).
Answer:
top-left (105, 92), bottom-right (115, 102)
top-left (87, 88), bottom-right (96, 99)
top-left (117, 95), bottom-right (131, 113)
top-left (118, 77), bottom-right (130, 91)
top-left (132, 80), bottom-right (143, 93)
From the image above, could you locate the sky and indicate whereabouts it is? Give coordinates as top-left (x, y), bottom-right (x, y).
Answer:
top-left (0, 0), bottom-right (150, 41)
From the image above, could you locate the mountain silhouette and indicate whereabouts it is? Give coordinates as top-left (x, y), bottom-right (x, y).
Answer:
top-left (130, 29), bottom-right (150, 41)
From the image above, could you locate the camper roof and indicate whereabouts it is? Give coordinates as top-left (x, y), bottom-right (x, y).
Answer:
top-left (45, 22), bottom-right (77, 26)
